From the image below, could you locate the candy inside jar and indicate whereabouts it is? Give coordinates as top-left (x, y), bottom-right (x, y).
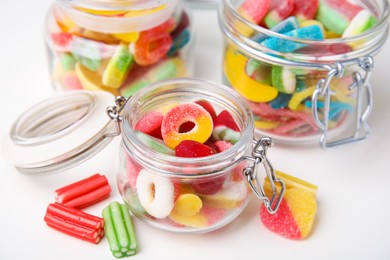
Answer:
top-left (219, 0), bottom-right (389, 148)
top-left (45, 0), bottom-right (193, 96)
top-left (116, 78), bottom-right (284, 233)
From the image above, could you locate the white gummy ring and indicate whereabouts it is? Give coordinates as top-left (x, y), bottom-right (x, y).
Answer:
top-left (136, 169), bottom-right (174, 219)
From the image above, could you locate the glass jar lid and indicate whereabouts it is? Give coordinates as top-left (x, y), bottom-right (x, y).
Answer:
top-left (2, 91), bottom-right (118, 175)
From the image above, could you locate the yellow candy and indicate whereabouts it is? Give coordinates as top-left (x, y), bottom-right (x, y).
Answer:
top-left (325, 30), bottom-right (341, 39)
top-left (288, 86), bottom-right (316, 111)
top-left (224, 48), bottom-right (278, 102)
top-left (264, 170), bottom-right (318, 195)
top-left (284, 188), bottom-right (317, 239)
top-left (173, 194), bottom-right (203, 217)
top-left (112, 32), bottom-right (140, 43)
top-left (169, 210), bottom-right (207, 228)
top-left (254, 119), bottom-right (280, 130)
top-left (202, 181), bottom-right (248, 210)
top-left (75, 63), bottom-right (119, 95)
top-left (75, 7), bottom-right (127, 16)
top-left (299, 20), bottom-right (326, 36)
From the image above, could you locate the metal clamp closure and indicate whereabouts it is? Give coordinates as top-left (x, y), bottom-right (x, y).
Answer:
top-left (311, 56), bottom-right (374, 149)
top-left (242, 137), bottom-right (285, 214)
top-left (106, 96), bottom-right (128, 122)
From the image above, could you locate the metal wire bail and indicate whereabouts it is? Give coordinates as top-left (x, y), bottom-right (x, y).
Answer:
top-left (106, 96), bottom-right (128, 122)
top-left (243, 137), bottom-right (285, 214)
top-left (311, 56), bottom-right (374, 149)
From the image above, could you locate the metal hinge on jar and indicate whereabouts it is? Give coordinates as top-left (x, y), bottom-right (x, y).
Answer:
top-left (311, 56), bottom-right (374, 149)
top-left (242, 137), bottom-right (285, 214)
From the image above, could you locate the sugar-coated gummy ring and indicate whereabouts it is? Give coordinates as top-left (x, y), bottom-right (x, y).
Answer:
top-left (136, 169), bottom-right (174, 219)
top-left (161, 103), bottom-right (213, 149)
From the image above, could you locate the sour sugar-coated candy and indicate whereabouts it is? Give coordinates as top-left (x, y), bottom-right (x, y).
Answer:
top-left (263, 25), bottom-right (324, 53)
top-left (315, 0), bottom-right (362, 35)
top-left (102, 44), bottom-right (134, 89)
top-left (136, 169), bottom-right (175, 218)
top-left (70, 38), bottom-right (102, 72)
top-left (54, 174), bottom-right (111, 209)
top-left (342, 10), bottom-right (377, 38)
top-left (44, 202), bottom-right (104, 244)
top-left (238, 0), bottom-right (270, 24)
top-left (161, 103), bottom-right (213, 149)
top-left (252, 16), bottom-right (299, 43)
top-left (75, 63), bottom-right (119, 94)
top-left (175, 140), bottom-right (217, 158)
top-left (260, 188), bottom-right (317, 240)
top-left (195, 100), bottom-right (217, 120)
top-left (271, 65), bottom-right (297, 94)
top-left (264, 0), bottom-right (294, 28)
top-left (134, 110), bottom-right (163, 138)
top-left (212, 110), bottom-right (241, 144)
top-left (291, 0), bottom-right (319, 21)
top-left (102, 202), bottom-right (137, 258)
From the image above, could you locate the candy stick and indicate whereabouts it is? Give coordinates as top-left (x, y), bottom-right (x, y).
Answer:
top-left (135, 130), bottom-right (175, 155)
top-left (44, 203), bottom-right (104, 244)
top-left (102, 202), bottom-right (138, 258)
top-left (55, 174), bottom-right (111, 209)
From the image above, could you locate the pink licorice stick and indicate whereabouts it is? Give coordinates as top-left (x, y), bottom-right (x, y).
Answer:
top-left (44, 203), bottom-right (104, 244)
top-left (55, 174), bottom-right (111, 209)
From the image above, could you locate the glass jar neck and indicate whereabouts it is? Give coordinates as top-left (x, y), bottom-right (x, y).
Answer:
top-left (120, 78), bottom-right (254, 178)
top-left (219, 0), bottom-right (389, 69)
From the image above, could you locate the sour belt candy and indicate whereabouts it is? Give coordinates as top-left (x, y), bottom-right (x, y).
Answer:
top-left (54, 173), bottom-right (111, 209)
top-left (102, 202), bottom-right (138, 258)
top-left (44, 202), bottom-right (104, 244)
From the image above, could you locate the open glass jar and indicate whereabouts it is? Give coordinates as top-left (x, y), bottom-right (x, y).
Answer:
top-left (45, 0), bottom-right (194, 97)
top-left (3, 78), bottom-right (285, 234)
top-left (219, 0), bottom-right (389, 148)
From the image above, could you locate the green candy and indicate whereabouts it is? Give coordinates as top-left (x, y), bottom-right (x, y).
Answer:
top-left (135, 131), bottom-right (174, 155)
top-left (102, 202), bottom-right (137, 258)
top-left (71, 40), bottom-right (101, 72)
top-left (60, 53), bottom-right (77, 72)
top-left (271, 65), bottom-right (297, 94)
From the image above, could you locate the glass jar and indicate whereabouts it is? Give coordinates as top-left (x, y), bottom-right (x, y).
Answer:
top-left (45, 0), bottom-right (194, 97)
top-left (116, 78), bottom-right (284, 233)
top-left (3, 78), bottom-right (285, 234)
top-left (219, 0), bottom-right (389, 148)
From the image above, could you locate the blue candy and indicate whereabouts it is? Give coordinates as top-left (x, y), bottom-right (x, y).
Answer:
top-left (263, 25), bottom-right (324, 53)
top-left (168, 29), bottom-right (190, 57)
top-left (270, 93), bottom-right (292, 109)
top-left (252, 16), bottom-right (299, 43)
top-left (305, 100), bottom-right (353, 120)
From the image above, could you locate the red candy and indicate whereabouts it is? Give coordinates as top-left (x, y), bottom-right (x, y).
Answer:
top-left (134, 19), bottom-right (174, 66)
top-left (51, 32), bottom-right (73, 52)
top-left (264, 0), bottom-right (294, 28)
top-left (238, 0), bottom-right (270, 24)
top-left (191, 176), bottom-right (225, 195)
top-left (291, 0), bottom-right (319, 21)
top-left (54, 174), bottom-right (111, 209)
top-left (175, 140), bottom-right (217, 158)
top-left (44, 203), bottom-right (104, 244)
top-left (135, 110), bottom-right (163, 139)
top-left (214, 110), bottom-right (240, 132)
top-left (214, 140), bottom-right (233, 153)
top-left (196, 100), bottom-right (217, 120)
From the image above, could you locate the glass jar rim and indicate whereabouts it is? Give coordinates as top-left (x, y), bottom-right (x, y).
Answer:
top-left (121, 78), bottom-right (254, 178)
top-left (219, 0), bottom-right (390, 67)
top-left (58, 0), bottom-right (176, 11)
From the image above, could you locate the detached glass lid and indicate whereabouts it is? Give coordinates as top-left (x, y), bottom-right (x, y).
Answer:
top-left (2, 91), bottom-right (118, 175)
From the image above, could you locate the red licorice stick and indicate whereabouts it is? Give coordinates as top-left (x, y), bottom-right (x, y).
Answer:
top-left (44, 203), bottom-right (104, 244)
top-left (55, 174), bottom-right (111, 209)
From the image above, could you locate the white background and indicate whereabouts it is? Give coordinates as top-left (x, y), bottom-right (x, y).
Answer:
top-left (1, 1), bottom-right (390, 259)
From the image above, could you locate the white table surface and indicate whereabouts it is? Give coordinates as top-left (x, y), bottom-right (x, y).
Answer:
top-left (1, 1), bottom-right (390, 259)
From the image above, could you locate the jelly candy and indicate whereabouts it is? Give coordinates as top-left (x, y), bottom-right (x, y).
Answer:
top-left (212, 110), bottom-right (241, 144)
top-left (271, 65), bottom-right (297, 94)
top-left (54, 174), bottom-right (111, 209)
top-left (172, 193), bottom-right (203, 217)
top-left (75, 63), bottom-right (119, 94)
top-left (175, 140), bottom-right (217, 158)
top-left (342, 10), bottom-right (377, 38)
top-left (264, 0), bottom-right (294, 28)
top-left (135, 131), bottom-right (174, 155)
top-left (136, 169), bottom-right (175, 218)
top-left (291, 0), bottom-right (319, 21)
top-left (238, 0), bottom-right (270, 24)
top-left (202, 181), bottom-right (249, 209)
top-left (161, 103), bottom-right (213, 149)
top-left (102, 44), bottom-right (134, 89)
top-left (260, 188), bottom-right (317, 240)
top-left (70, 38), bottom-right (101, 71)
top-left (191, 176), bottom-right (225, 195)
top-left (102, 202), bottom-right (138, 258)
top-left (252, 16), bottom-right (299, 43)
top-left (134, 110), bottom-right (163, 138)
top-left (196, 100), bottom-right (217, 120)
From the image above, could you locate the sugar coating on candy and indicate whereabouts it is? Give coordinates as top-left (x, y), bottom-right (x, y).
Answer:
top-left (260, 188), bottom-right (317, 240)
top-left (161, 103), bottom-right (213, 149)
top-left (136, 169), bottom-right (175, 218)
top-left (212, 110), bottom-right (241, 144)
top-left (264, 0), bottom-right (294, 28)
top-left (342, 10), bottom-right (377, 38)
top-left (238, 0), bottom-right (270, 24)
top-left (102, 202), bottom-right (137, 258)
top-left (196, 100), bottom-right (217, 120)
top-left (292, 0), bottom-right (319, 21)
top-left (135, 110), bottom-right (163, 135)
top-left (175, 140), bottom-right (217, 158)
top-left (271, 66), bottom-right (296, 94)
top-left (214, 140), bottom-right (233, 153)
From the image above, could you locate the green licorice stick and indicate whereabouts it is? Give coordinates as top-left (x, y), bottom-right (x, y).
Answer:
top-left (119, 204), bottom-right (137, 255)
top-left (103, 202), bottom-right (137, 258)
